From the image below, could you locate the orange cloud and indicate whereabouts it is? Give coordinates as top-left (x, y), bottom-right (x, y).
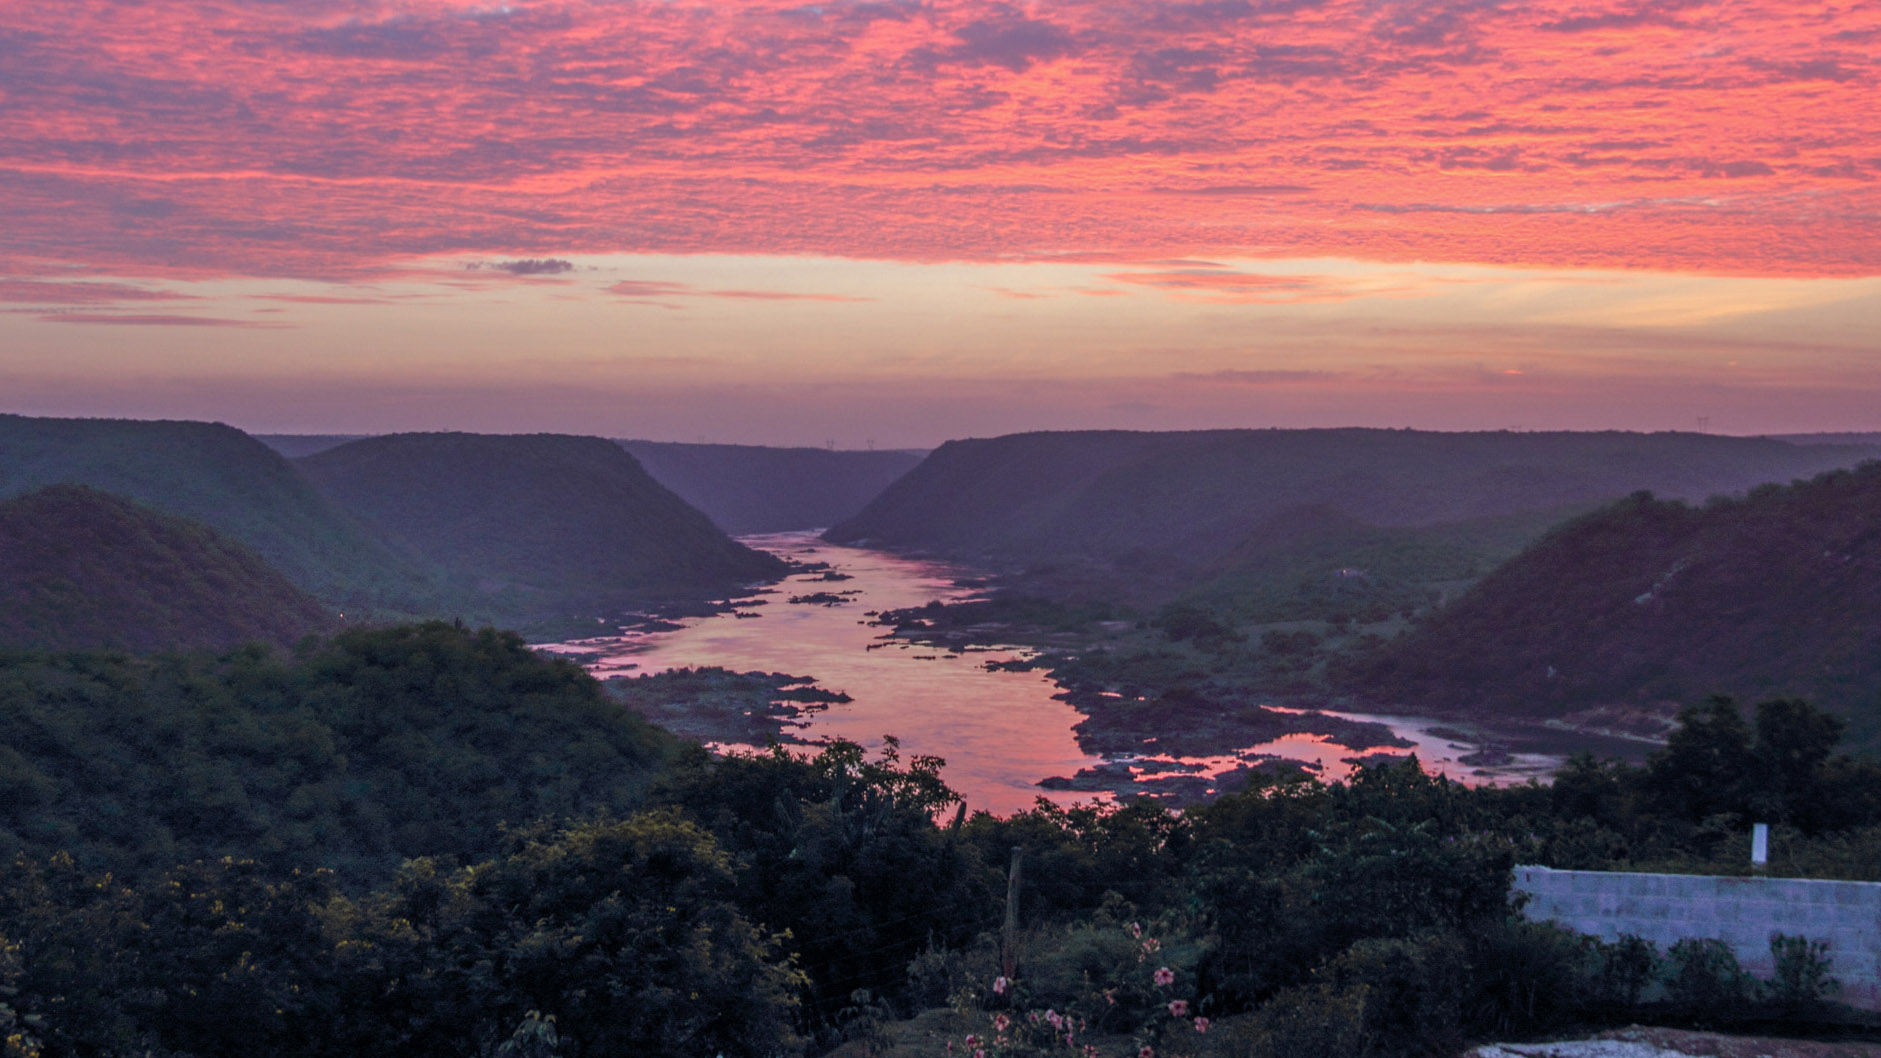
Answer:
top-left (0, 0), bottom-right (1874, 279)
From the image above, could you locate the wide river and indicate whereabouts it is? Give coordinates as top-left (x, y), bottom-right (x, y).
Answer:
top-left (543, 532), bottom-right (1616, 815)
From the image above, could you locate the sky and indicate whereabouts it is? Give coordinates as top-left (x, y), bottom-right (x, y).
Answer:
top-left (1, 0), bottom-right (1877, 447)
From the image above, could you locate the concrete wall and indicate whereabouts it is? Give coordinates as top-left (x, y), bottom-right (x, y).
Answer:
top-left (1511, 865), bottom-right (1881, 1010)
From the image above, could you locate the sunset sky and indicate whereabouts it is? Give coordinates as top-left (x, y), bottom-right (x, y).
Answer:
top-left (2, 0), bottom-right (1877, 446)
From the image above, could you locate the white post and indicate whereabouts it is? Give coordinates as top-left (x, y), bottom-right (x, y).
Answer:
top-left (1751, 822), bottom-right (1769, 865)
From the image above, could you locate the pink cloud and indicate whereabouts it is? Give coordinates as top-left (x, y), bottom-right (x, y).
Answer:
top-left (0, 0), bottom-right (1874, 278)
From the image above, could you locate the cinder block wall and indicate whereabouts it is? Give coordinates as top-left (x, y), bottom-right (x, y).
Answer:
top-left (1511, 866), bottom-right (1881, 1010)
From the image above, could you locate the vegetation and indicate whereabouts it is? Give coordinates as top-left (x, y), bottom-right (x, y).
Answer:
top-left (826, 429), bottom-right (1880, 593)
top-left (619, 440), bottom-right (925, 534)
top-left (3, 625), bottom-right (1878, 1057)
top-left (0, 485), bottom-right (333, 652)
top-left (0, 414), bottom-right (435, 610)
top-left (0, 622), bottom-right (676, 884)
top-left (299, 433), bottom-right (787, 621)
top-left (1341, 463), bottom-right (1881, 752)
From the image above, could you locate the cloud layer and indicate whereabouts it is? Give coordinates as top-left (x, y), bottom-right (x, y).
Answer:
top-left (2, 0), bottom-right (1875, 278)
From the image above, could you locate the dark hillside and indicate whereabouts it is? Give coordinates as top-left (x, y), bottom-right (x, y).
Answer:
top-left (0, 622), bottom-right (676, 884)
top-left (828, 429), bottom-right (1881, 567)
top-left (300, 432), bottom-right (786, 615)
top-left (0, 485), bottom-right (334, 652)
top-left (618, 439), bottom-right (925, 533)
top-left (0, 414), bottom-right (433, 608)
top-left (1341, 462), bottom-right (1881, 749)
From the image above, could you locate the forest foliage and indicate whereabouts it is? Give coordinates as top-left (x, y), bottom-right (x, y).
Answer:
top-left (1342, 462), bottom-right (1881, 751)
top-left (4, 626), bottom-right (1880, 1057)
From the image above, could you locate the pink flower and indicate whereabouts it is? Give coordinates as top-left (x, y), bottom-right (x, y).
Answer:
top-left (1066, 1033), bottom-right (1076, 1047)
top-left (1084, 1047), bottom-right (1100, 1058)
top-left (1167, 999), bottom-right (1190, 1017)
top-left (1139, 1047), bottom-right (1155, 1058)
top-left (965, 1035), bottom-right (979, 1048)
top-left (1105, 989), bottom-right (1117, 1005)
top-left (1142, 937), bottom-right (1162, 954)
top-left (974, 1050), bottom-right (985, 1058)
top-left (993, 1014), bottom-right (1010, 1033)
top-left (1129, 922), bottom-right (1142, 939)
top-left (1153, 966), bottom-right (1175, 987)
top-left (992, 975), bottom-right (1009, 996)
top-left (1045, 1010), bottom-right (1064, 1030)
top-left (1194, 1016), bottom-right (1211, 1034)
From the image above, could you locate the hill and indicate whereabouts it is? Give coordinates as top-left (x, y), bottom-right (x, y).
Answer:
top-left (299, 432), bottom-right (787, 616)
top-left (1339, 462), bottom-right (1881, 749)
top-left (0, 622), bottom-right (677, 884)
top-left (0, 414), bottom-right (434, 609)
top-left (0, 485), bottom-right (334, 652)
top-left (618, 439), bottom-right (925, 533)
top-left (826, 429), bottom-right (1881, 606)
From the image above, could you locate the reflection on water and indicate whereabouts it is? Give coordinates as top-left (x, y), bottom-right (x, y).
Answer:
top-left (542, 532), bottom-right (1603, 814)
top-left (545, 532), bottom-right (1103, 815)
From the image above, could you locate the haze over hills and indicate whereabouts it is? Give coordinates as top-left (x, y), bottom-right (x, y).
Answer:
top-left (0, 485), bottom-right (335, 652)
top-left (617, 439), bottom-right (926, 533)
top-left (298, 432), bottom-right (787, 618)
top-left (253, 433), bottom-right (368, 458)
top-left (828, 428), bottom-right (1881, 583)
top-left (0, 415), bottom-right (435, 609)
top-left (1341, 461), bottom-right (1881, 750)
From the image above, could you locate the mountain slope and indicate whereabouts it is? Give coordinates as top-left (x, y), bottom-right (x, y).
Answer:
top-left (299, 432), bottom-right (786, 613)
top-left (0, 414), bottom-right (433, 608)
top-left (828, 428), bottom-right (1881, 566)
top-left (1340, 462), bottom-right (1881, 747)
top-left (617, 440), bottom-right (924, 533)
top-left (0, 485), bottom-right (334, 651)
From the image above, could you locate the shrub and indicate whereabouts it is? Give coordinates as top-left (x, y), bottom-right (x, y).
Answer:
top-left (1764, 934), bottom-right (1838, 1014)
top-left (1665, 938), bottom-right (1752, 1022)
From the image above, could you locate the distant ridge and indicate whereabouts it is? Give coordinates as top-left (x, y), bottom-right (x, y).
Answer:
top-left (1341, 462), bottom-right (1881, 749)
top-left (300, 432), bottom-right (786, 614)
top-left (617, 440), bottom-right (925, 533)
top-left (827, 428), bottom-right (1881, 566)
top-left (0, 485), bottom-right (333, 652)
top-left (0, 414), bottom-right (434, 608)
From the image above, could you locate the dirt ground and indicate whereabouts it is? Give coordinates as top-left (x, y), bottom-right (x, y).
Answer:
top-left (1469, 1025), bottom-right (1881, 1058)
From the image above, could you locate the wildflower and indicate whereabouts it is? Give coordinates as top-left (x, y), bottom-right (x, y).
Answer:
top-left (1141, 937), bottom-right (1162, 954)
top-left (1167, 999), bottom-right (1189, 1017)
top-left (965, 1035), bottom-right (979, 1048)
top-left (993, 1014), bottom-right (1010, 1033)
top-left (993, 975), bottom-right (1009, 996)
top-left (1028, 1013), bottom-right (1040, 1025)
top-left (1139, 1047), bottom-right (1155, 1058)
top-left (974, 1050), bottom-right (985, 1058)
top-left (1084, 1047), bottom-right (1100, 1058)
top-left (1194, 1017), bottom-right (1211, 1034)
top-left (1045, 1010), bottom-right (1063, 1030)
top-left (1128, 922), bottom-right (1142, 939)
top-left (1152, 966), bottom-right (1175, 987)
top-left (1105, 989), bottom-right (1117, 1005)
top-left (1066, 1033), bottom-right (1076, 1047)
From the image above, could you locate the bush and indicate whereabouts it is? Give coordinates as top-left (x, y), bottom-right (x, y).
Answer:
top-left (1665, 938), bottom-right (1752, 1022)
top-left (1232, 982), bottom-right (1372, 1058)
top-left (1764, 933), bottom-right (1838, 1014)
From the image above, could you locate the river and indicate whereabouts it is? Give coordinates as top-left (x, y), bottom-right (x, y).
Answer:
top-left (541, 532), bottom-right (1625, 815)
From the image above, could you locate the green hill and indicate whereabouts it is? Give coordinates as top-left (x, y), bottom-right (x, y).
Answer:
top-left (617, 439), bottom-right (925, 533)
top-left (0, 622), bottom-right (677, 884)
top-left (299, 432), bottom-right (787, 617)
top-left (0, 485), bottom-right (334, 652)
top-left (826, 429), bottom-right (1881, 609)
top-left (1340, 462), bottom-right (1881, 749)
top-left (0, 415), bottom-right (435, 609)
